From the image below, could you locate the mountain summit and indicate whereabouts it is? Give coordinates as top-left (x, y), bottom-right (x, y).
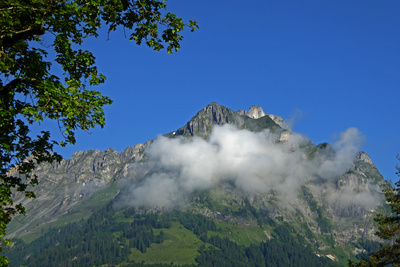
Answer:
top-left (168, 102), bottom-right (281, 138)
top-left (5, 103), bottom-right (386, 266)
top-left (238, 105), bottom-right (266, 119)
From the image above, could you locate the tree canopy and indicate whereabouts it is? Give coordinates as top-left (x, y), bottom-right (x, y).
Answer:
top-left (0, 0), bottom-right (197, 264)
top-left (349, 156), bottom-right (400, 266)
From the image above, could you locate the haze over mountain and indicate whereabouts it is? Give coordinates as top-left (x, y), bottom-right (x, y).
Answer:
top-left (5, 103), bottom-right (386, 266)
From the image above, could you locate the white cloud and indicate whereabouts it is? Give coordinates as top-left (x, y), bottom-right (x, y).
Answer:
top-left (119, 125), bottom-right (378, 209)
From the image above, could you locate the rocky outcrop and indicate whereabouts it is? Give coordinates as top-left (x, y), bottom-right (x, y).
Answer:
top-left (245, 105), bottom-right (266, 119)
top-left (177, 102), bottom-right (242, 136)
top-left (237, 105), bottom-right (286, 129)
top-left (7, 143), bottom-right (148, 238)
top-left (356, 151), bottom-right (374, 165)
top-left (268, 114), bottom-right (287, 128)
top-left (170, 103), bottom-right (281, 138)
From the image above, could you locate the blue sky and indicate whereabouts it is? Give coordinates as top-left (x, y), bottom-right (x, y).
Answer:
top-left (50, 1), bottom-right (399, 181)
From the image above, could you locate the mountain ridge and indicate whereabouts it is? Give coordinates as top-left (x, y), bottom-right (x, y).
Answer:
top-left (5, 102), bottom-right (386, 266)
top-left (166, 102), bottom-right (283, 138)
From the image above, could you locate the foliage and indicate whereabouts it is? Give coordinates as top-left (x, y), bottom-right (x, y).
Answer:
top-left (349, 156), bottom-right (400, 266)
top-left (0, 0), bottom-right (197, 264)
top-left (233, 198), bottom-right (276, 227)
top-left (197, 223), bottom-right (339, 267)
top-left (354, 239), bottom-right (381, 262)
top-left (176, 212), bottom-right (217, 237)
top-left (4, 205), bottom-right (339, 267)
top-left (5, 203), bottom-right (170, 266)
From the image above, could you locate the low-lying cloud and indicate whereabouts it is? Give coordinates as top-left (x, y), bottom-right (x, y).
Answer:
top-left (119, 125), bottom-right (381, 209)
top-left (317, 127), bottom-right (366, 180)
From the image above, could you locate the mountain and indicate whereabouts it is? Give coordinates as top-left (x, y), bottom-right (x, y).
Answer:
top-left (4, 103), bottom-right (386, 266)
top-left (165, 102), bottom-right (282, 138)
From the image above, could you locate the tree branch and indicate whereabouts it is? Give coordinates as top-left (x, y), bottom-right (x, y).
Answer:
top-left (0, 78), bottom-right (39, 106)
top-left (1, 24), bottom-right (45, 48)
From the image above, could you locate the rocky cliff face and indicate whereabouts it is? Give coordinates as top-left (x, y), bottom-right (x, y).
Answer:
top-left (7, 103), bottom-right (386, 258)
top-left (7, 143), bottom-right (148, 238)
top-left (167, 102), bottom-right (281, 138)
top-left (172, 102), bottom-right (244, 137)
top-left (237, 105), bottom-right (266, 119)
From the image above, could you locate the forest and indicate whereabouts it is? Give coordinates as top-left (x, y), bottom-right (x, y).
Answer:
top-left (3, 201), bottom-right (349, 266)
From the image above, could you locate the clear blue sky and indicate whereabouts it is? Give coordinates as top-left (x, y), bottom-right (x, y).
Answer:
top-left (51, 1), bottom-right (399, 181)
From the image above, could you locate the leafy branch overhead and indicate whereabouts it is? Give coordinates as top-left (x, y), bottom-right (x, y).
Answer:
top-left (0, 0), bottom-right (197, 264)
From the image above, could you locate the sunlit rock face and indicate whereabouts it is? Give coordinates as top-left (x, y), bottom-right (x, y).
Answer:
top-left (268, 114), bottom-right (286, 128)
top-left (238, 105), bottom-right (286, 128)
top-left (245, 105), bottom-right (266, 119)
top-left (171, 103), bottom-right (280, 138)
top-left (357, 151), bottom-right (374, 165)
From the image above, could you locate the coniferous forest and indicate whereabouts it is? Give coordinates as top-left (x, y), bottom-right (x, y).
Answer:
top-left (4, 201), bottom-right (342, 267)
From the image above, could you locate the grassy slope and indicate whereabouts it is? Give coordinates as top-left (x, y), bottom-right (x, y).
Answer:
top-left (208, 220), bottom-right (272, 247)
top-left (122, 220), bottom-right (348, 266)
top-left (19, 181), bottom-right (120, 243)
top-left (129, 222), bottom-right (202, 265)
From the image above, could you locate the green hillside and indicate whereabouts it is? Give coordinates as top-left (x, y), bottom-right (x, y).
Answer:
top-left (5, 201), bottom-right (348, 266)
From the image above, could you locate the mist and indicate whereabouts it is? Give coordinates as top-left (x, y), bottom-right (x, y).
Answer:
top-left (119, 125), bottom-right (381, 209)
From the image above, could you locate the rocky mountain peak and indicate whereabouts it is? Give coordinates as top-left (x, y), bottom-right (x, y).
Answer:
top-left (236, 105), bottom-right (287, 129)
top-left (267, 114), bottom-right (287, 128)
top-left (246, 105), bottom-right (266, 119)
top-left (201, 102), bottom-right (235, 125)
top-left (356, 151), bottom-right (374, 165)
top-left (168, 103), bottom-right (282, 138)
top-left (169, 103), bottom-right (240, 137)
